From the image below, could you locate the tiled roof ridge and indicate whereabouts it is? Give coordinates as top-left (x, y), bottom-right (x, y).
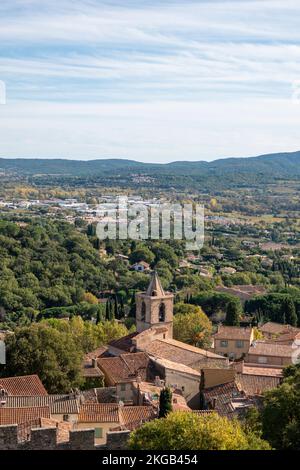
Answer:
top-left (162, 338), bottom-right (225, 359)
top-left (119, 354), bottom-right (136, 376)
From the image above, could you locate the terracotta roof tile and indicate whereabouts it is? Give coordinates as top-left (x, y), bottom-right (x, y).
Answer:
top-left (98, 352), bottom-right (152, 384)
top-left (259, 322), bottom-right (289, 335)
top-left (84, 346), bottom-right (108, 361)
top-left (214, 326), bottom-right (253, 341)
top-left (273, 330), bottom-right (300, 344)
top-left (145, 339), bottom-right (227, 367)
top-left (151, 357), bottom-right (201, 376)
top-left (120, 405), bottom-right (157, 430)
top-left (0, 406), bottom-right (51, 425)
top-left (3, 395), bottom-right (79, 414)
top-left (241, 365), bottom-right (283, 377)
top-left (248, 341), bottom-right (294, 358)
top-left (0, 375), bottom-right (47, 396)
top-left (82, 362), bottom-right (104, 378)
top-left (108, 332), bottom-right (139, 352)
top-left (236, 373), bottom-right (281, 396)
top-left (78, 403), bottom-right (120, 423)
top-left (82, 347), bottom-right (107, 377)
top-left (80, 387), bottom-right (117, 404)
top-left (203, 381), bottom-right (245, 417)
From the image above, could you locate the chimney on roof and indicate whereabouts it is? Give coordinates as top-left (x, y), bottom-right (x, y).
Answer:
top-left (92, 358), bottom-right (97, 368)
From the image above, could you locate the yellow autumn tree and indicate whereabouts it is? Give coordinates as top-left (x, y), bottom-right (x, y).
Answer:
top-left (129, 412), bottom-right (271, 450)
top-left (173, 303), bottom-right (212, 348)
top-left (83, 292), bottom-right (99, 304)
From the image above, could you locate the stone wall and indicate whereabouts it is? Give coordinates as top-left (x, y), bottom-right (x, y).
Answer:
top-left (102, 431), bottom-right (131, 450)
top-left (0, 424), bottom-right (131, 450)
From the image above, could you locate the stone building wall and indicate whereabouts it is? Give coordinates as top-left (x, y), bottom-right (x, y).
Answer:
top-left (0, 424), bottom-right (130, 450)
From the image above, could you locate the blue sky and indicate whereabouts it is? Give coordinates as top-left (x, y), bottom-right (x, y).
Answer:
top-left (0, 0), bottom-right (300, 162)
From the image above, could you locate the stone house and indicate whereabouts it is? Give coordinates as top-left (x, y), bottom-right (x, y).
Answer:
top-left (213, 326), bottom-right (254, 360)
top-left (76, 403), bottom-right (156, 445)
top-left (246, 341), bottom-right (297, 366)
top-left (97, 352), bottom-right (154, 403)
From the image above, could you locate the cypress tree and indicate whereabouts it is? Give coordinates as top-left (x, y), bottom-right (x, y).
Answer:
top-left (159, 387), bottom-right (173, 418)
top-left (128, 290), bottom-right (136, 318)
top-left (96, 306), bottom-right (102, 325)
top-left (281, 297), bottom-right (297, 326)
top-left (114, 294), bottom-right (119, 320)
top-left (109, 299), bottom-right (115, 321)
top-left (105, 298), bottom-right (114, 321)
top-left (119, 295), bottom-right (125, 319)
top-left (225, 299), bottom-right (240, 326)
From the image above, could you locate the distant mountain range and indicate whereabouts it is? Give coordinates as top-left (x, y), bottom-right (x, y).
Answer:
top-left (0, 151), bottom-right (300, 186)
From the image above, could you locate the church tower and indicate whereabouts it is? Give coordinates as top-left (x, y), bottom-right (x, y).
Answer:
top-left (135, 271), bottom-right (174, 338)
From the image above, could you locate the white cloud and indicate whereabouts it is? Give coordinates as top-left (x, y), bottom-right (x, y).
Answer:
top-left (0, 0), bottom-right (300, 160)
top-left (1, 98), bottom-right (300, 161)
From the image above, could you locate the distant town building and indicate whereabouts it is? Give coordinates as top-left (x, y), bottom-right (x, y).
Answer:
top-left (130, 261), bottom-right (150, 272)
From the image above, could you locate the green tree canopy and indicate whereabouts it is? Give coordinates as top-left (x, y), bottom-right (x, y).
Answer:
top-left (129, 412), bottom-right (271, 450)
top-left (191, 292), bottom-right (242, 320)
top-left (245, 293), bottom-right (300, 326)
top-left (261, 364), bottom-right (300, 450)
top-left (129, 246), bottom-right (155, 264)
top-left (1, 323), bottom-right (83, 393)
top-left (173, 303), bottom-right (212, 348)
top-left (1, 317), bottom-right (128, 393)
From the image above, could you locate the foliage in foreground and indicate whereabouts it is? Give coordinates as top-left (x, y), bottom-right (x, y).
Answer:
top-left (1, 318), bottom-right (128, 393)
top-left (129, 412), bottom-right (271, 450)
top-left (260, 364), bottom-right (300, 450)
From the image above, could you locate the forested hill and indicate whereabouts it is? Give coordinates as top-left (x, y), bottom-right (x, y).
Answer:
top-left (0, 151), bottom-right (300, 178)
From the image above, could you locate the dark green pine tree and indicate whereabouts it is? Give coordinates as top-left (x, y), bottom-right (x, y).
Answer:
top-left (96, 306), bottom-right (102, 325)
top-left (128, 290), bottom-right (136, 318)
top-left (159, 387), bottom-right (173, 418)
top-left (114, 294), bottom-right (119, 320)
top-left (281, 297), bottom-right (297, 326)
top-left (119, 295), bottom-right (125, 319)
top-left (225, 299), bottom-right (240, 326)
top-left (109, 299), bottom-right (115, 321)
top-left (105, 298), bottom-right (113, 321)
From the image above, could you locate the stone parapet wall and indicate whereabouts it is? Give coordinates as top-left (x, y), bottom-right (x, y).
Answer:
top-left (0, 424), bottom-right (130, 450)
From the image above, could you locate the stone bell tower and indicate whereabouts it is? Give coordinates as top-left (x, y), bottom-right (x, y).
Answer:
top-left (135, 271), bottom-right (174, 338)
